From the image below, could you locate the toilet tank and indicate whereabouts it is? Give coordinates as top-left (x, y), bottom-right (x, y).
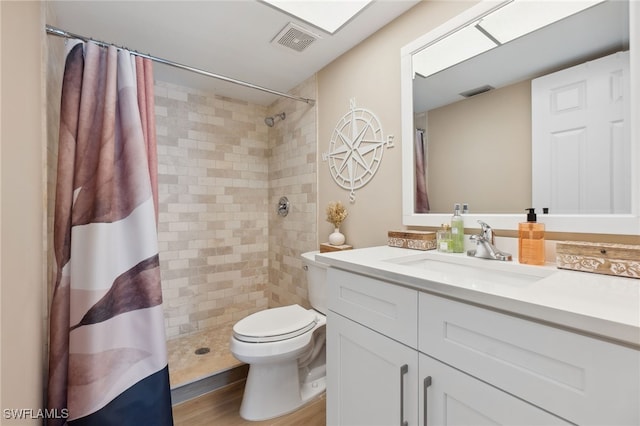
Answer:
top-left (301, 251), bottom-right (327, 314)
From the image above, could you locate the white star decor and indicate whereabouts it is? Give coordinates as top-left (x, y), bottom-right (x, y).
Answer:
top-left (323, 99), bottom-right (392, 202)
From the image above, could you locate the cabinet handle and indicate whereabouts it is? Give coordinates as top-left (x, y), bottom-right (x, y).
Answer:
top-left (423, 376), bottom-right (432, 426)
top-left (400, 364), bottom-right (409, 426)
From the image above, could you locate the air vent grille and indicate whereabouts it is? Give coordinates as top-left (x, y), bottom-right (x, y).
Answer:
top-left (272, 23), bottom-right (319, 53)
top-left (460, 85), bottom-right (495, 98)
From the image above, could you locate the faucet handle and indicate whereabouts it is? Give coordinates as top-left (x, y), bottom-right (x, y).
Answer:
top-left (477, 220), bottom-right (494, 244)
top-left (470, 234), bottom-right (485, 243)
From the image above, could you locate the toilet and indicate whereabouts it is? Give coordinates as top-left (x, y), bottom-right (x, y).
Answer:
top-left (229, 251), bottom-right (327, 421)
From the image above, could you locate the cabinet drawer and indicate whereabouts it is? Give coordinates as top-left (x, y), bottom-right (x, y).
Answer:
top-left (419, 292), bottom-right (640, 426)
top-left (328, 268), bottom-right (417, 348)
top-left (419, 353), bottom-right (570, 426)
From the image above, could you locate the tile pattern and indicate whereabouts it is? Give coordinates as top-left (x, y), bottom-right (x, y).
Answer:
top-left (156, 77), bottom-right (318, 340)
top-left (155, 82), bottom-right (271, 339)
top-left (166, 322), bottom-right (242, 388)
top-left (159, 77), bottom-right (318, 384)
top-left (267, 78), bottom-right (319, 308)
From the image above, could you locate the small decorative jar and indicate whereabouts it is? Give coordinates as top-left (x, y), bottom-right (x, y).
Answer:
top-left (329, 228), bottom-right (346, 246)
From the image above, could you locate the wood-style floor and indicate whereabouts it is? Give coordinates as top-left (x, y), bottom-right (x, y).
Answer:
top-left (172, 380), bottom-right (326, 426)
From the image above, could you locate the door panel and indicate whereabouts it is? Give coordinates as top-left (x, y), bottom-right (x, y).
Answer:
top-left (532, 51), bottom-right (630, 213)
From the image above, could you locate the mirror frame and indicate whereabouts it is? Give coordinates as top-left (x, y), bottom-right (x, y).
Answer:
top-left (401, 0), bottom-right (640, 234)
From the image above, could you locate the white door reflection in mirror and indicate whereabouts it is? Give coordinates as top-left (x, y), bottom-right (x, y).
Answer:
top-left (532, 51), bottom-right (630, 214)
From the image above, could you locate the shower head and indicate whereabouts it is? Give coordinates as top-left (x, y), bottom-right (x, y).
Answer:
top-left (264, 112), bottom-right (286, 127)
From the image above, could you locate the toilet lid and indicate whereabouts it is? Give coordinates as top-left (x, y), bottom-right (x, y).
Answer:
top-left (233, 304), bottom-right (317, 343)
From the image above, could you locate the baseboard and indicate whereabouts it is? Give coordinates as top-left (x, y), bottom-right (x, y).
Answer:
top-left (171, 364), bottom-right (249, 405)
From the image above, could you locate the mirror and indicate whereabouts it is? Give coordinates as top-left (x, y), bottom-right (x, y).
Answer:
top-left (400, 0), bottom-right (639, 234)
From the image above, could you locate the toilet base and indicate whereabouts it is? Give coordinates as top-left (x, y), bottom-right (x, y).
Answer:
top-left (300, 375), bottom-right (326, 407)
top-left (239, 360), bottom-right (326, 421)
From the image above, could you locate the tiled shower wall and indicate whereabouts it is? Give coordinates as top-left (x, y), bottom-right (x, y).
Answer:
top-left (268, 78), bottom-right (318, 309)
top-left (155, 82), bottom-right (270, 339)
top-left (155, 77), bottom-right (317, 339)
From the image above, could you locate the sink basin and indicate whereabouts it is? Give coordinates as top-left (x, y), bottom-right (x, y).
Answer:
top-left (385, 252), bottom-right (555, 288)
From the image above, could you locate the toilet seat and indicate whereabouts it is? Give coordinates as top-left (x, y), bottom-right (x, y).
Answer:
top-left (233, 304), bottom-right (317, 343)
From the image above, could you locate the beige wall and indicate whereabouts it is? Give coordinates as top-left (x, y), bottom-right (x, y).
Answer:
top-left (1, 1), bottom-right (45, 423)
top-left (317, 0), bottom-right (637, 244)
top-left (426, 80), bottom-right (532, 213)
top-left (317, 1), bottom-right (477, 248)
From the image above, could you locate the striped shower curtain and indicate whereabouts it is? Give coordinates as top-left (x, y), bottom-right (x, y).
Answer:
top-left (415, 129), bottom-right (430, 213)
top-left (47, 41), bottom-right (173, 425)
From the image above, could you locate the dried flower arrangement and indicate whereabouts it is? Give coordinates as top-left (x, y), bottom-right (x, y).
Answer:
top-left (326, 201), bottom-right (348, 229)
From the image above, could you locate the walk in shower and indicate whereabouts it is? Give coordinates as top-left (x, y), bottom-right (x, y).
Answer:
top-left (156, 78), bottom-right (318, 390)
top-left (45, 32), bottom-right (318, 396)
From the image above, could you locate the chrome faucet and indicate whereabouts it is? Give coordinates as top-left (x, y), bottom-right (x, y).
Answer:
top-left (467, 221), bottom-right (512, 261)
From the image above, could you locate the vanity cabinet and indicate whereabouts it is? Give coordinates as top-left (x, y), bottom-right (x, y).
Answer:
top-left (327, 267), bottom-right (640, 426)
top-left (326, 268), bottom-right (418, 426)
top-left (419, 292), bottom-right (640, 426)
top-left (327, 312), bottom-right (418, 426)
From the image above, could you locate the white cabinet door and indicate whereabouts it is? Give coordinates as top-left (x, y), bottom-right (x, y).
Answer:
top-left (419, 354), bottom-right (571, 426)
top-left (419, 292), bottom-right (640, 426)
top-left (532, 50), bottom-right (630, 214)
top-left (327, 311), bottom-right (418, 426)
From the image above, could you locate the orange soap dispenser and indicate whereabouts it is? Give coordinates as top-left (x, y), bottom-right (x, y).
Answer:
top-left (518, 208), bottom-right (545, 265)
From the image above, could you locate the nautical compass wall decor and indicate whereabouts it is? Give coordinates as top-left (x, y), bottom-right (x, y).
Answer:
top-left (323, 98), bottom-right (393, 202)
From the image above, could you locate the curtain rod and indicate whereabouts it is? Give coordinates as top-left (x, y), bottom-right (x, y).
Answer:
top-left (45, 25), bottom-right (316, 106)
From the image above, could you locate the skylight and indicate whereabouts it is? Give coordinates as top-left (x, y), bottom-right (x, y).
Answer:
top-left (263, 0), bottom-right (373, 34)
top-left (413, 0), bottom-right (605, 79)
top-left (479, 0), bottom-right (605, 45)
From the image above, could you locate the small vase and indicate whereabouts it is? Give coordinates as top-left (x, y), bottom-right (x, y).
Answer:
top-left (329, 227), bottom-right (345, 246)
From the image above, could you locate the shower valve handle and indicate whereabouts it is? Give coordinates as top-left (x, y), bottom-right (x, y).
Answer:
top-left (277, 197), bottom-right (290, 217)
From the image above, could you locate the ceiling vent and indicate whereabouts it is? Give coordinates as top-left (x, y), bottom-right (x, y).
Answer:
top-left (271, 22), bottom-right (320, 53)
top-left (460, 85), bottom-right (495, 98)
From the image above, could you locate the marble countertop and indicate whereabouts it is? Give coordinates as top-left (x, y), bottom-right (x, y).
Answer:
top-left (317, 246), bottom-right (640, 348)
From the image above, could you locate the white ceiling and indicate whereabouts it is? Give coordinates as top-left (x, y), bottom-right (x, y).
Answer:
top-left (48, 0), bottom-right (420, 106)
top-left (413, 0), bottom-right (630, 112)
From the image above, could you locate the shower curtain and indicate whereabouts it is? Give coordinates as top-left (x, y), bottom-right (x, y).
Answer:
top-left (415, 129), bottom-right (430, 213)
top-left (47, 41), bottom-right (173, 425)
